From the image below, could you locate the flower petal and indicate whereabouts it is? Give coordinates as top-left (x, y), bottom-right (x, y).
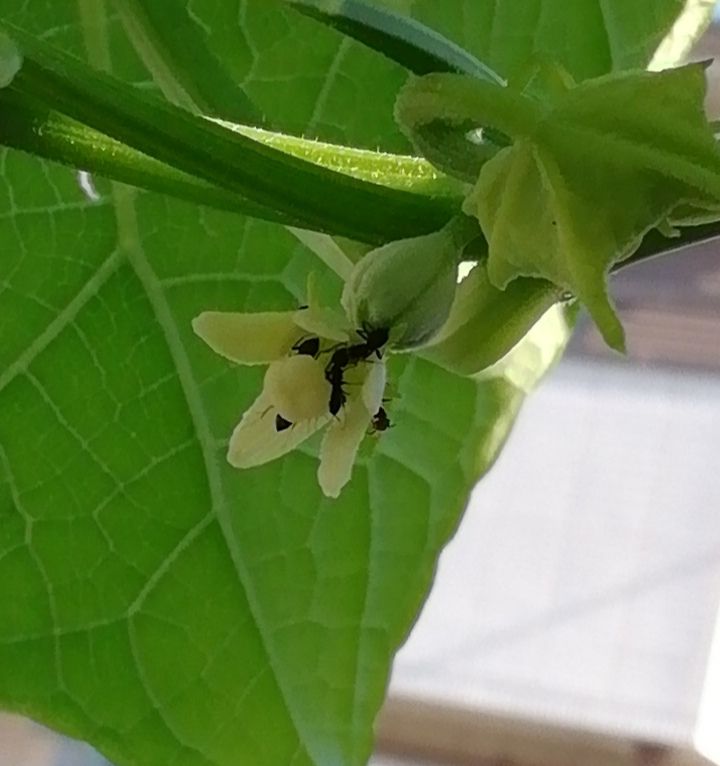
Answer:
top-left (264, 356), bottom-right (332, 423)
top-left (293, 306), bottom-right (350, 343)
top-left (361, 359), bottom-right (387, 415)
top-left (228, 389), bottom-right (331, 468)
top-left (294, 276), bottom-right (350, 342)
top-left (193, 311), bottom-right (302, 365)
top-left (317, 397), bottom-right (372, 499)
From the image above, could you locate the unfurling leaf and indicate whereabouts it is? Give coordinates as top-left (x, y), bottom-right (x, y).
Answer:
top-left (401, 63), bottom-right (720, 350)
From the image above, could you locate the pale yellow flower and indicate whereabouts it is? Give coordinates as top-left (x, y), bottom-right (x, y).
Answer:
top-left (192, 301), bottom-right (386, 498)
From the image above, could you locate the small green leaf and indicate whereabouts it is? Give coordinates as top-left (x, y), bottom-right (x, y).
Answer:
top-left (475, 63), bottom-right (720, 349)
top-left (467, 137), bottom-right (632, 351)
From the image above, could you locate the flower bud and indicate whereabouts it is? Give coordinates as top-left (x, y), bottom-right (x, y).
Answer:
top-left (342, 220), bottom-right (473, 349)
top-left (421, 264), bottom-right (563, 376)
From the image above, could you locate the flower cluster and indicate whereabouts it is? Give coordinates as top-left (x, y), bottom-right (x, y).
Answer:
top-left (193, 297), bottom-right (388, 498)
top-left (193, 221), bottom-right (475, 498)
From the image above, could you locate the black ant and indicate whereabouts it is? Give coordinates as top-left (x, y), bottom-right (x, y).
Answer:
top-left (325, 361), bottom-right (347, 416)
top-left (370, 407), bottom-right (392, 433)
top-left (274, 326), bottom-right (389, 429)
top-left (292, 336), bottom-right (320, 358)
top-left (275, 414), bottom-right (293, 432)
top-left (323, 325), bottom-right (388, 417)
top-left (349, 324), bottom-right (389, 363)
top-left (324, 325), bottom-right (388, 376)
top-left (358, 325), bottom-right (389, 353)
top-left (325, 325), bottom-right (388, 371)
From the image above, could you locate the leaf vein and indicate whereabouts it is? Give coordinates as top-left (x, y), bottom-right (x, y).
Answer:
top-left (0, 251), bottom-right (123, 396)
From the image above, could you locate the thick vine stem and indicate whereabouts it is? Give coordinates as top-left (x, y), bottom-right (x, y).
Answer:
top-left (0, 22), bottom-right (459, 244)
top-left (217, 121), bottom-right (463, 199)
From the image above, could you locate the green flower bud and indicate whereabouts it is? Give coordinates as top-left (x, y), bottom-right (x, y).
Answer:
top-left (421, 264), bottom-right (564, 376)
top-left (342, 218), bottom-right (475, 349)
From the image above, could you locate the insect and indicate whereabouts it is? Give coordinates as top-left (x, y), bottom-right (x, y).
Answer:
top-left (322, 325), bottom-right (388, 417)
top-left (274, 326), bottom-right (389, 428)
top-left (326, 325), bottom-right (388, 371)
top-left (292, 336), bottom-right (320, 358)
top-left (370, 406), bottom-right (392, 433)
top-left (356, 325), bottom-right (389, 359)
top-left (325, 358), bottom-right (347, 416)
top-left (275, 414), bottom-right (293, 432)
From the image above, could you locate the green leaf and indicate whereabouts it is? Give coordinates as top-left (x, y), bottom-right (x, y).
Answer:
top-left (111, 0), bottom-right (266, 125)
top-left (400, 63), bottom-right (720, 350)
top-left (0, 3), bottom-right (559, 766)
top-left (0, 163), bottom-right (536, 766)
top-left (0, 30), bottom-right (21, 86)
top-left (0, 3), bottom-right (710, 766)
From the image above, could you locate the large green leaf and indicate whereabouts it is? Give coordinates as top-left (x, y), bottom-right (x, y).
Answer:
top-left (0, 158), bottom-right (526, 766)
top-left (0, 2), bottom-right (708, 766)
top-left (0, 4), bottom-right (521, 766)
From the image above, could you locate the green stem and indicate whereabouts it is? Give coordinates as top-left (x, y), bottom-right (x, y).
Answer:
top-left (4, 23), bottom-right (720, 264)
top-left (219, 121), bottom-right (462, 198)
top-left (2, 23), bottom-right (456, 244)
top-left (0, 89), bottom-right (293, 224)
top-left (617, 221), bottom-right (720, 272)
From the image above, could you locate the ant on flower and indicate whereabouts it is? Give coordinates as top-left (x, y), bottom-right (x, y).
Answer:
top-left (322, 324), bottom-right (389, 417)
top-left (274, 325), bottom-right (389, 429)
top-left (370, 406), bottom-right (392, 433)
